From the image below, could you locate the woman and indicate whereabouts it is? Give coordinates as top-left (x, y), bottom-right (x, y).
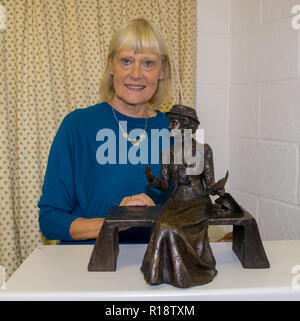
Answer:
top-left (141, 105), bottom-right (224, 288)
top-left (38, 18), bottom-right (172, 244)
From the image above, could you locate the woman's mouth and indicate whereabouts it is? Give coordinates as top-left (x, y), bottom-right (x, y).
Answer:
top-left (125, 84), bottom-right (146, 90)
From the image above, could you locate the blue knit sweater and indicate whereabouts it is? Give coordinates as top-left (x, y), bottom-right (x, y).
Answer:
top-left (38, 102), bottom-right (170, 244)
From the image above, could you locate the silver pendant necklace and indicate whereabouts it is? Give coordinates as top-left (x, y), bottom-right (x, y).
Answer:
top-left (111, 105), bottom-right (148, 147)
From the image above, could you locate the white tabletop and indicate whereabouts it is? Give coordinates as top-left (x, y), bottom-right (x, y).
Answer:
top-left (1, 240), bottom-right (300, 301)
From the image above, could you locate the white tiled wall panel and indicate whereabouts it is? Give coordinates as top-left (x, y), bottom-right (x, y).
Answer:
top-left (197, 35), bottom-right (229, 85)
top-left (298, 145), bottom-right (300, 205)
top-left (231, 28), bottom-right (260, 84)
top-left (259, 19), bottom-right (298, 82)
top-left (229, 84), bottom-right (260, 138)
top-left (229, 188), bottom-right (259, 219)
top-left (204, 137), bottom-right (229, 182)
top-left (262, 0), bottom-right (299, 24)
top-left (197, 0), bottom-right (229, 36)
top-left (229, 140), bottom-right (298, 204)
top-left (196, 0), bottom-right (231, 240)
top-left (258, 198), bottom-right (300, 240)
top-left (228, 0), bottom-right (300, 241)
top-left (230, 0), bottom-right (261, 33)
top-left (198, 0), bottom-right (300, 241)
top-left (231, 18), bottom-right (298, 84)
top-left (197, 86), bottom-right (227, 137)
top-left (261, 79), bottom-right (300, 142)
top-left (298, 29), bottom-right (300, 77)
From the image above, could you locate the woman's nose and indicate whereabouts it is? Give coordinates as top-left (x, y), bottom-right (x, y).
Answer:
top-left (130, 63), bottom-right (143, 79)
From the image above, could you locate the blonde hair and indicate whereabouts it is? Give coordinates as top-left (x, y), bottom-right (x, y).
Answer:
top-left (99, 18), bottom-right (172, 107)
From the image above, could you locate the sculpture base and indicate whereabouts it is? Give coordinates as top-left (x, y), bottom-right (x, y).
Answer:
top-left (88, 206), bottom-right (269, 271)
top-left (208, 209), bottom-right (270, 269)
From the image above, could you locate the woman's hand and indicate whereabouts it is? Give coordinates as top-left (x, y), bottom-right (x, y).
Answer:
top-left (70, 217), bottom-right (104, 241)
top-left (119, 193), bottom-right (155, 206)
top-left (119, 193), bottom-right (155, 231)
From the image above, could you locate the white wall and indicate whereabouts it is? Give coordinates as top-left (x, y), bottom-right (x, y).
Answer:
top-left (196, 0), bottom-right (230, 180)
top-left (197, 0), bottom-right (300, 241)
top-left (196, 0), bottom-right (231, 240)
top-left (229, 0), bottom-right (300, 241)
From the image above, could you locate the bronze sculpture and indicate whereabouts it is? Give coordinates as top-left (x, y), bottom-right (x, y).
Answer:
top-left (140, 105), bottom-right (229, 288)
top-left (88, 105), bottom-right (270, 288)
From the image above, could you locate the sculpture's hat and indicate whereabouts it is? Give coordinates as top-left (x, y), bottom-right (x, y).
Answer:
top-left (166, 104), bottom-right (200, 125)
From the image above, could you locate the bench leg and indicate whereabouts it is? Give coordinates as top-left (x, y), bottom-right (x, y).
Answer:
top-left (232, 219), bottom-right (270, 269)
top-left (88, 222), bottom-right (119, 271)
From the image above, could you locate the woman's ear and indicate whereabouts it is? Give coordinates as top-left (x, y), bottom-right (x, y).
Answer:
top-left (108, 56), bottom-right (113, 75)
top-left (159, 69), bottom-right (165, 80)
top-left (159, 58), bottom-right (168, 80)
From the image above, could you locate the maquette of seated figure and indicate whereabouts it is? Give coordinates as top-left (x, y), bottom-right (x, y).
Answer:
top-left (141, 105), bottom-right (228, 288)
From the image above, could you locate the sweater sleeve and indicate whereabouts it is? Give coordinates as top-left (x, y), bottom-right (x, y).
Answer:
top-left (38, 113), bottom-right (81, 241)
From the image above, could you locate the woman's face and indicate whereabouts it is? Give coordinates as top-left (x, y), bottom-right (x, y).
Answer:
top-left (109, 50), bottom-right (164, 107)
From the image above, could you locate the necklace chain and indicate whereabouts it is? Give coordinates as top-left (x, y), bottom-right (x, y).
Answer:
top-left (110, 105), bottom-right (148, 147)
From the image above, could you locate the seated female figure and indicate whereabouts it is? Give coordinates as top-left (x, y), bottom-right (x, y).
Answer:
top-left (141, 105), bottom-right (224, 288)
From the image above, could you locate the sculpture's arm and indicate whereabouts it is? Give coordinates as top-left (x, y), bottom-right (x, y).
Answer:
top-left (145, 163), bottom-right (170, 191)
top-left (203, 143), bottom-right (216, 191)
top-left (145, 148), bottom-right (171, 191)
top-left (203, 144), bottom-right (227, 196)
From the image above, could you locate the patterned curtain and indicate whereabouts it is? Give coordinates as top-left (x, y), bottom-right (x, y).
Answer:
top-left (0, 0), bottom-right (196, 279)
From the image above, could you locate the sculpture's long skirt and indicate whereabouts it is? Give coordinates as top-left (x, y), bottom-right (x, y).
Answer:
top-left (140, 195), bottom-right (217, 288)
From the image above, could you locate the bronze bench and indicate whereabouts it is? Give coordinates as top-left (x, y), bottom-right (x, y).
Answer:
top-left (88, 206), bottom-right (270, 271)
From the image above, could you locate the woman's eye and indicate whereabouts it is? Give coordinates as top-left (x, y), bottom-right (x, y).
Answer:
top-left (121, 58), bottom-right (132, 65)
top-left (143, 60), bottom-right (154, 67)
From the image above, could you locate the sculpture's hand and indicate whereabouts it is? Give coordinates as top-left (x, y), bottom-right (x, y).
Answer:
top-left (208, 185), bottom-right (225, 196)
top-left (145, 165), bottom-right (159, 188)
top-left (216, 187), bottom-right (225, 197)
top-left (208, 171), bottom-right (228, 196)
